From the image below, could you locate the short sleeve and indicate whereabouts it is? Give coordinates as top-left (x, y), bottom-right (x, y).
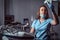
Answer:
top-left (31, 20), bottom-right (37, 28)
top-left (48, 18), bottom-right (53, 24)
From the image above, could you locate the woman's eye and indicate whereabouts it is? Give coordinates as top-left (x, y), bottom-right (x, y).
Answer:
top-left (41, 9), bottom-right (46, 11)
top-left (41, 9), bottom-right (43, 11)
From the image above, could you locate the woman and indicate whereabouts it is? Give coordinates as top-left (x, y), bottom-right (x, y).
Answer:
top-left (30, 5), bottom-right (57, 40)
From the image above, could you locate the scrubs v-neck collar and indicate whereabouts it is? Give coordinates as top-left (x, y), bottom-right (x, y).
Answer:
top-left (38, 19), bottom-right (46, 24)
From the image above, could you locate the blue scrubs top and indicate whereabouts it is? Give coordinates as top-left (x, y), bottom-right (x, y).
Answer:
top-left (31, 18), bottom-right (53, 40)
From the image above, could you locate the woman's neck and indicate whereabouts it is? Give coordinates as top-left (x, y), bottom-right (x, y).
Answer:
top-left (40, 18), bottom-right (45, 21)
top-left (39, 18), bottom-right (45, 23)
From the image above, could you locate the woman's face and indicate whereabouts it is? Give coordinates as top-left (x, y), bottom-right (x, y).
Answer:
top-left (40, 7), bottom-right (47, 15)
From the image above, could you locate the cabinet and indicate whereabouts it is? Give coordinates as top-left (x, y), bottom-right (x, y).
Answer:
top-left (4, 15), bottom-right (14, 25)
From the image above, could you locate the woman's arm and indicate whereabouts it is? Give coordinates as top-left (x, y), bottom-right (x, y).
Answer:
top-left (30, 27), bottom-right (35, 33)
top-left (50, 5), bottom-right (57, 25)
top-left (51, 12), bottom-right (57, 25)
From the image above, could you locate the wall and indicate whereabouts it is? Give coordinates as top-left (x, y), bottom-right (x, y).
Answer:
top-left (0, 0), bottom-right (4, 25)
top-left (12, 0), bottom-right (45, 24)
